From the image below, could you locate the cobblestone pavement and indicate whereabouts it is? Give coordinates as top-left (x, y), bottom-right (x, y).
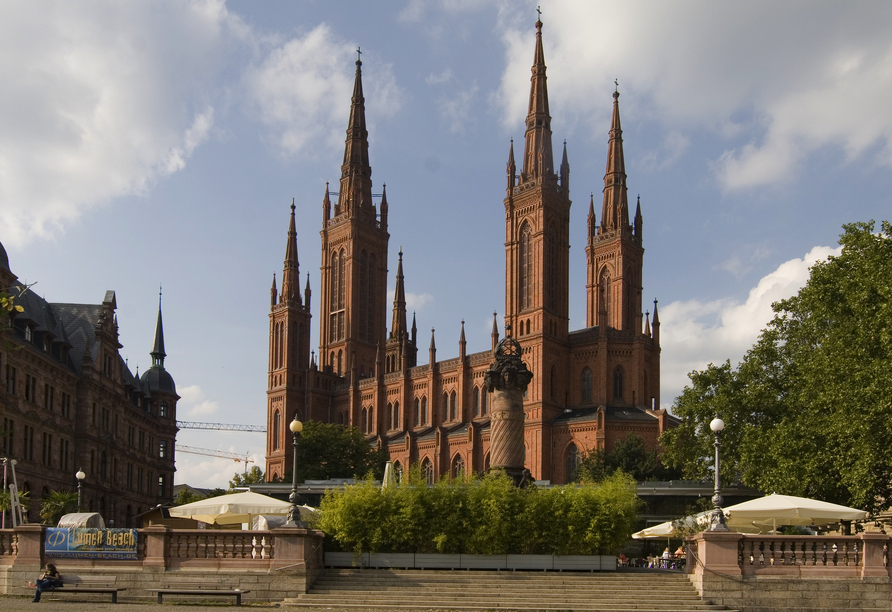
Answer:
top-left (1, 597), bottom-right (464, 612)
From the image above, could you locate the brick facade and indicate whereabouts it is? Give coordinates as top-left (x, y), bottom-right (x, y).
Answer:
top-left (265, 19), bottom-right (674, 485)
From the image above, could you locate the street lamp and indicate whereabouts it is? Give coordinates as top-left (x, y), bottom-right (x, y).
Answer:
top-left (75, 468), bottom-right (86, 512)
top-left (285, 417), bottom-right (305, 528)
top-left (708, 418), bottom-right (729, 531)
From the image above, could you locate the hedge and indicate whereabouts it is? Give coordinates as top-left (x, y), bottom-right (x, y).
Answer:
top-left (315, 470), bottom-right (640, 555)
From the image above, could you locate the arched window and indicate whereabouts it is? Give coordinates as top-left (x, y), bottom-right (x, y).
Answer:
top-left (421, 397), bottom-right (428, 425)
top-left (386, 403), bottom-right (393, 430)
top-left (337, 350), bottom-right (343, 376)
top-left (452, 454), bottom-right (465, 480)
top-left (361, 408), bottom-right (367, 434)
top-left (393, 401), bottom-right (400, 430)
top-left (546, 223), bottom-right (557, 310)
top-left (599, 267), bottom-right (610, 327)
top-left (519, 222), bottom-right (532, 310)
top-left (273, 410), bottom-right (281, 451)
top-left (566, 443), bottom-right (580, 482)
top-left (581, 367), bottom-right (593, 404)
top-left (473, 387), bottom-right (480, 416)
top-left (450, 390), bottom-right (457, 421)
top-left (414, 397), bottom-right (420, 426)
top-left (421, 458), bottom-right (433, 485)
top-left (614, 366), bottom-right (624, 401)
top-left (624, 265), bottom-right (633, 331)
top-left (483, 453), bottom-right (490, 471)
top-left (481, 388), bottom-right (488, 415)
top-left (367, 407), bottom-right (373, 433)
top-left (442, 393), bottom-right (449, 422)
top-left (367, 253), bottom-right (376, 343)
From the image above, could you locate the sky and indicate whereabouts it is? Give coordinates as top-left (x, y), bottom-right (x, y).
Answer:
top-left (2, 0), bottom-right (891, 488)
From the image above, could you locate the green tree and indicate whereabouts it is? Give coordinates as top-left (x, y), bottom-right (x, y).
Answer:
top-left (574, 434), bottom-right (681, 483)
top-left (662, 221), bottom-right (892, 512)
top-left (292, 422), bottom-right (387, 482)
top-left (40, 491), bottom-right (78, 525)
top-left (229, 465), bottom-right (264, 490)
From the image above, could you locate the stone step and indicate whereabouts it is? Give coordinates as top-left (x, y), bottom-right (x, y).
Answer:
top-left (289, 598), bottom-right (732, 612)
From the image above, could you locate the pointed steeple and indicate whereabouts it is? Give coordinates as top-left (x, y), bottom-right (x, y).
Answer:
top-left (390, 249), bottom-right (407, 340)
top-left (304, 273), bottom-right (311, 309)
top-left (338, 51), bottom-right (373, 218)
top-left (587, 194), bottom-right (596, 238)
top-left (281, 201), bottom-right (300, 305)
top-left (380, 183), bottom-right (389, 230)
top-left (601, 90), bottom-right (629, 232)
top-left (560, 139), bottom-right (569, 192)
top-left (652, 299), bottom-right (660, 345)
top-left (270, 273), bottom-right (278, 307)
top-left (459, 320), bottom-right (467, 359)
top-left (507, 139), bottom-right (516, 192)
top-left (323, 182), bottom-right (331, 221)
top-left (491, 311), bottom-right (499, 352)
top-left (634, 194), bottom-right (643, 244)
top-left (644, 310), bottom-right (651, 336)
top-left (411, 312), bottom-right (417, 347)
top-left (521, 18), bottom-right (554, 183)
top-left (151, 289), bottom-right (166, 368)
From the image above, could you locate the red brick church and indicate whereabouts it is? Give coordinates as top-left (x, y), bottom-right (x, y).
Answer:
top-left (264, 18), bottom-right (674, 485)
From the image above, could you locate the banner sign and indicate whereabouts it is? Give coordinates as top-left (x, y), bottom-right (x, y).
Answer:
top-left (45, 528), bottom-right (138, 560)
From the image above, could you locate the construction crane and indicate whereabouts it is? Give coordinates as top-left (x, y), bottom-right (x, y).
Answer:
top-left (176, 445), bottom-right (255, 475)
top-left (177, 421), bottom-right (266, 433)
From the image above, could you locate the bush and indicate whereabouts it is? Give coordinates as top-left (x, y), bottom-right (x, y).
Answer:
top-left (317, 470), bottom-right (640, 555)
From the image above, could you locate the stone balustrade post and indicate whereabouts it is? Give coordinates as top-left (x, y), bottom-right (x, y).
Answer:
top-left (142, 525), bottom-right (170, 568)
top-left (858, 532), bottom-right (889, 578)
top-left (691, 530), bottom-right (743, 577)
top-left (11, 524), bottom-right (45, 568)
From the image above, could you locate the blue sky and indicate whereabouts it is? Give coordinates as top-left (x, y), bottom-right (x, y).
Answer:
top-left (2, 0), bottom-right (891, 487)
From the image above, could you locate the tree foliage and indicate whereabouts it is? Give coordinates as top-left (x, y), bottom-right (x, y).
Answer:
top-left (662, 221), bottom-right (892, 511)
top-left (40, 491), bottom-right (78, 525)
top-left (229, 465), bottom-right (264, 490)
top-left (317, 469), bottom-right (640, 555)
top-left (293, 422), bottom-right (387, 482)
top-left (573, 434), bottom-right (681, 483)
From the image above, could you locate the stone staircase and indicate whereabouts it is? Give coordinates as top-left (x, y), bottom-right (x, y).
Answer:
top-left (285, 568), bottom-right (737, 611)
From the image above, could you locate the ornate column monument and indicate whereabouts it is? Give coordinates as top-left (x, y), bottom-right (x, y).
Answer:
top-left (484, 327), bottom-right (533, 487)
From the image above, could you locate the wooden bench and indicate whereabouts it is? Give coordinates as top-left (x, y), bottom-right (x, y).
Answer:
top-left (44, 574), bottom-right (126, 603)
top-left (148, 578), bottom-right (249, 606)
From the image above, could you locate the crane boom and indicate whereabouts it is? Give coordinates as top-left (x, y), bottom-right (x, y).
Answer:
top-left (176, 421), bottom-right (266, 432)
top-left (175, 445), bottom-right (255, 462)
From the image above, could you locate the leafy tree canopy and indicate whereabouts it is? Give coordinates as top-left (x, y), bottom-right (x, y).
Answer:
top-left (573, 433), bottom-right (681, 483)
top-left (662, 221), bottom-right (892, 512)
top-left (40, 491), bottom-right (78, 525)
top-left (292, 421), bottom-right (387, 482)
top-left (229, 465), bottom-right (264, 490)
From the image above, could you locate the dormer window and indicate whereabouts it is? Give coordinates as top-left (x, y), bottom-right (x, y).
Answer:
top-left (44, 337), bottom-right (51, 352)
top-left (24, 326), bottom-right (32, 342)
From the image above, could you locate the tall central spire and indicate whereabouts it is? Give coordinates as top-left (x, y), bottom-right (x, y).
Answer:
top-left (521, 18), bottom-right (554, 183)
top-left (281, 202), bottom-right (300, 305)
top-left (338, 52), bottom-right (373, 218)
top-left (600, 90), bottom-right (629, 232)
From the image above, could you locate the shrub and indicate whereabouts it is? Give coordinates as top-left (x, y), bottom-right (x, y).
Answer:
top-left (317, 469), bottom-right (640, 556)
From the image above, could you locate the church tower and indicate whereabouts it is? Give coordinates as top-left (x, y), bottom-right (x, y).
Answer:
top-left (265, 203), bottom-right (312, 481)
top-left (585, 90), bottom-right (644, 332)
top-left (503, 18), bottom-right (572, 479)
top-left (319, 54), bottom-right (389, 381)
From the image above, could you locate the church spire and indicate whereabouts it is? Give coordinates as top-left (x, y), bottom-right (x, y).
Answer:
top-left (507, 138), bottom-right (516, 192)
top-left (521, 17), bottom-right (554, 183)
top-left (390, 249), bottom-right (407, 340)
top-left (338, 50), bottom-right (373, 218)
top-left (281, 201), bottom-right (300, 306)
top-left (600, 89), bottom-right (628, 232)
top-left (560, 139), bottom-right (569, 193)
top-left (151, 289), bottom-right (166, 368)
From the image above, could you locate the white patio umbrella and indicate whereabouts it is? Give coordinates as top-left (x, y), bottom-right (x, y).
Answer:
top-left (168, 491), bottom-right (293, 525)
top-left (632, 513), bottom-right (708, 539)
top-left (723, 493), bottom-right (868, 533)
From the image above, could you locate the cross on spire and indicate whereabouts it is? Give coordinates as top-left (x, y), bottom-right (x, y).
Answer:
top-left (356, 47), bottom-right (362, 62)
top-left (536, 5), bottom-right (542, 20)
top-left (615, 78), bottom-right (619, 92)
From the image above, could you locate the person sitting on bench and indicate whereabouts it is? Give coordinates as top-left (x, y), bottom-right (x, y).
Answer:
top-left (33, 563), bottom-right (62, 602)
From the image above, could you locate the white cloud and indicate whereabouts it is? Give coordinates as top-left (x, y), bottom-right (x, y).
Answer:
top-left (176, 384), bottom-right (220, 418)
top-left (659, 244), bottom-right (841, 405)
top-left (0, 0), bottom-right (243, 246)
top-left (245, 24), bottom-right (402, 156)
top-left (493, 1), bottom-right (892, 190)
top-left (426, 69), bottom-right (454, 85)
top-left (406, 291), bottom-right (434, 310)
top-left (439, 84), bottom-right (480, 134)
top-left (173, 452), bottom-right (264, 488)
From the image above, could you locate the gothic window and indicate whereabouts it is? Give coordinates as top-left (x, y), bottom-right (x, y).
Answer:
top-left (361, 408), bottom-right (367, 434)
top-left (481, 388), bottom-right (488, 415)
top-left (337, 350), bottom-right (343, 376)
top-left (359, 250), bottom-right (368, 341)
top-left (599, 267), bottom-right (610, 327)
top-left (452, 454), bottom-right (465, 480)
top-left (386, 403), bottom-right (393, 430)
top-left (414, 397), bottom-right (420, 426)
top-left (393, 401), bottom-right (400, 430)
top-left (566, 443), bottom-right (580, 481)
top-left (473, 387), bottom-right (480, 416)
top-left (367, 407), bottom-right (373, 433)
top-left (422, 458), bottom-right (433, 485)
top-left (581, 367), bottom-right (593, 404)
top-left (483, 452), bottom-right (490, 471)
top-left (443, 392), bottom-right (449, 422)
top-left (421, 397), bottom-right (428, 425)
top-left (519, 222), bottom-right (532, 310)
top-left (450, 390), bottom-right (458, 421)
top-left (624, 265), bottom-right (633, 331)
top-left (273, 410), bottom-right (281, 451)
top-left (614, 366), bottom-right (624, 401)
top-left (329, 249), bottom-right (346, 342)
top-left (550, 364), bottom-right (557, 400)
top-left (547, 223), bottom-right (557, 311)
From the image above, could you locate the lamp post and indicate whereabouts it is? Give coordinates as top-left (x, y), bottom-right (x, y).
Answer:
top-left (285, 417), bottom-right (305, 528)
top-left (75, 468), bottom-right (86, 512)
top-left (708, 417), bottom-right (729, 531)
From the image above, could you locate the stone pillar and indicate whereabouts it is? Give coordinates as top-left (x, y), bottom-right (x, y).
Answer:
top-left (691, 530), bottom-right (742, 577)
top-left (11, 524), bottom-right (45, 567)
top-left (484, 332), bottom-right (532, 487)
top-left (142, 525), bottom-right (170, 568)
top-left (858, 532), bottom-right (890, 578)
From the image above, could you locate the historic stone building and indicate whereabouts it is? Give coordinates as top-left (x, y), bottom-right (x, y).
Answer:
top-left (0, 245), bottom-right (178, 525)
top-left (265, 19), bottom-right (674, 485)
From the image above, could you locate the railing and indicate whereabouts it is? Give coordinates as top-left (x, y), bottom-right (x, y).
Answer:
top-left (0, 529), bottom-right (17, 564)
top-left (740, 535), bottom-right (860, 571)
top-left (167, 530), bottom-right (273, 560)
